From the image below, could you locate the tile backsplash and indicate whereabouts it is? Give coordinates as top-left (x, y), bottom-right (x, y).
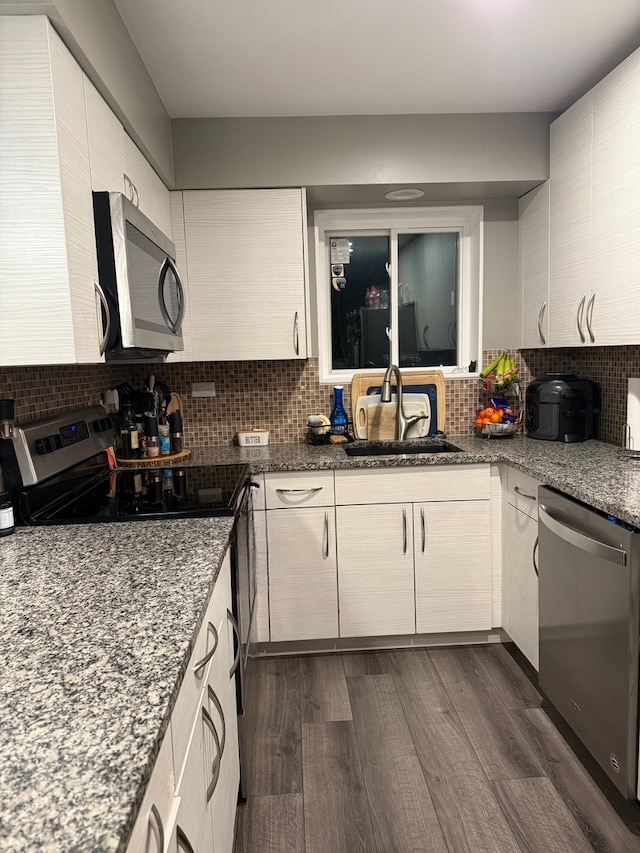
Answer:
top-left (0, 348), bottom-right (634, 459)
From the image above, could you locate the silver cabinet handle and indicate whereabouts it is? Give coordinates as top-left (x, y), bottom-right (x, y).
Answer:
top-left (94, 281), bottom-right (111, 356)
top-left (576, 294), bottom-right (586, 343)
top-left (513, 485), bottom-right (536, 500)
top-left (123, 173), bottom-right (139, 207)
top-left (176, 827), bottom-right (196, 853)
top-left (402, 508), bottom-right (407, 554)
top-left (202, 689), bottom-right (225, 802)
top-left (192, 621), bottom-right (219, 675)
top-left (293, 311), bottom-right (300, 356)
top-left (227, 608), bottom-right (241, 677)
top-left (533, 536), bottom-right (539, 577)
top-left (537, 300), bottom-right (547, 345)
top-left (208, 684), bottom-right (226, 757)
top-left (323, 511), bottom-right (329, 558)
top-left (420, 507), bottom-right (426, 553)
top-left (586, 292), bottom-right (595, 343)
top-left (147, 804), bottom-right (164, 853)
top-left (276, 487), bottom-right (322, 496)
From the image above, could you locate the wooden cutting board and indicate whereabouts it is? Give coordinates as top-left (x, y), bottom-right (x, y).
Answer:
top-left (350, 369), bottom-right (446, 432)
top-left (366, 402), bottom-right (431, 441)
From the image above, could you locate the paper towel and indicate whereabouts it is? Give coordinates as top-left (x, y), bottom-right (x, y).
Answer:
top-left (625, 378), bottom-right (640, 450)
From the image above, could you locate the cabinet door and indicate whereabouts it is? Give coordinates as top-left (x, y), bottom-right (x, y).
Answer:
top-left (504, 503), bottom-right (539, 670)
top-left (336, 503), bottom-right (415, 637)
top-left (267, 507), bottom-right (338, 641)
top-left (125, 728), bottom-right (177, 853)
top-left (590, 49), bottom-right (640, 345)
top-left (0, 17), bottom-right (103, 365)
top-left (414, 501), bottom-right (492, 634)
top-left (549, 92), bottom-right (593, 347)
top-left (83, 77), bottom-right (126, 193)
top-left (124, 134), bottom-right (172, 239)
top-left (519, 182), bottom-right (549, 348)
top-left (182, 189), bottom-right (308, 361)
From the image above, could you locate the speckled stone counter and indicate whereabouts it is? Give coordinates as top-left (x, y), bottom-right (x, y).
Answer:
top-left (185, 435), bottom-right (640, 528)
top-left (0, 517), bottom-right (233, 852)
top-left (4, 433), bottom-right (640, 851)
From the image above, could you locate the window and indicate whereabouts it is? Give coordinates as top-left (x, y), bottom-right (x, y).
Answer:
top-left (313, 206), bottom-right (483, 383)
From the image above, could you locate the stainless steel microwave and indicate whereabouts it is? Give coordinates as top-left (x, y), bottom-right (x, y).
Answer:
top-left (92, 191), bottom-right (185, 360)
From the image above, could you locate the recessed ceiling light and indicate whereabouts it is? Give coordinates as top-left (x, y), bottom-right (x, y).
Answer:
top-left (384, 188), bottom-right (425, 201)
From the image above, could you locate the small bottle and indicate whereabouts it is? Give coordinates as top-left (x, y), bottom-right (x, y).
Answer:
top-left (158, 411), bottom-right (171, 456)
top-left (119, 404), bottom-right (140, 459)
top-left (329, 386), bottom-right (349, 435)
top-left (0, 491), bottom-right (15, 537)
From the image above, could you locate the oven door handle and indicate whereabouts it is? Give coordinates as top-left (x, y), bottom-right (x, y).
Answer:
top-left (227, 608), bottom-right (241, 677)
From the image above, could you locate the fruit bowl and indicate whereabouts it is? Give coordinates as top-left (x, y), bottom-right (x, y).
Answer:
top-left (475, 421), bottom-right (520, 438)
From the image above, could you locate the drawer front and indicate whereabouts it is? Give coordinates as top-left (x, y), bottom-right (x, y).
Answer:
top-left (264, 470), bottom-right (335, 508)
top-left (126, 728), bottom-right (177, 852)
top-left (171, 554), bottom-right (232, 782)
top-left (506, 467), bottom-right (543, 518)
top-left (335, 464), bottom-right (490, 505)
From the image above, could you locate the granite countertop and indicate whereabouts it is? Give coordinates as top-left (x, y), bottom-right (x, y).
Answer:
top-left (3, 432), bottom-right (640, 851)
top-left (0, 517), bottom-right (233, 852)
top-left (187, 434), bottom-right (640, 528)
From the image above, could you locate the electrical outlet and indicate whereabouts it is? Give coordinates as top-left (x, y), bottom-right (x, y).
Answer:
top-left (191, 382), bottom-right (216, 398)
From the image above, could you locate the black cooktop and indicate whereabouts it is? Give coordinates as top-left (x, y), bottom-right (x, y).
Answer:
top-left (19, 454), bottom-right (249, 524)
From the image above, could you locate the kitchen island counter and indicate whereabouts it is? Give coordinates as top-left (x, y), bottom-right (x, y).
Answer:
top-left (0, 516), bottom-right (233, 852)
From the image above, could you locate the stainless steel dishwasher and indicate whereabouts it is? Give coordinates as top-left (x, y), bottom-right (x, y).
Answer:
top-left (538, 486), bottom-right (640, 798)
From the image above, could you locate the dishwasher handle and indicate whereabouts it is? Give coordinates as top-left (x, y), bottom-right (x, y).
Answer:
top-left (539, 504), bottom-right (627, 567)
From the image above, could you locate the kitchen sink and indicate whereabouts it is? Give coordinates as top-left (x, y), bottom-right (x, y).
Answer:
top-left (344, 440), bottom-right (462, 457)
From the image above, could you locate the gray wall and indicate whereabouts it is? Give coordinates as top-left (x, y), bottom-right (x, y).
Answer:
top-left (172, 113), bottom-right (555, 190)
top-left (0, 0), bottom-right (173, 184)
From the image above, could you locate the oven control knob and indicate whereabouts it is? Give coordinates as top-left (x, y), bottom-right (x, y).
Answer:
top-left (35, 434), bottom-right (62, 455)
top-left (93, 417), bottom-right (113, 433)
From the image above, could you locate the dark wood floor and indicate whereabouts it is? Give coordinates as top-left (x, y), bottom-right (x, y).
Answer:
top-left (233, 644), bottom-right (640, 853)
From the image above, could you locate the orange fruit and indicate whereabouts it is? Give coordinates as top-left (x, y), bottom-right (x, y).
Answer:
top-left (490, 410), bottom-right (503, 423)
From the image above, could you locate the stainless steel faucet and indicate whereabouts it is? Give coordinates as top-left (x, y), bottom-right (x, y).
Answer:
top-left (380, 364), bottom-right (428, 440)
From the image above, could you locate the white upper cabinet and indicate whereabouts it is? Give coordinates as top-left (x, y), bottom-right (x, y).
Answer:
top-left (590, 49), bottom-right (640, 345)
top-left (84, 78), bottom-right (172, 238)
top-left (546, 43), bottom-right (640, 348)
top-left (181, 189), bottom-right (308, 361)
top-left (83, 78), bottom-right (126, 194)
top-left (0, 16), bottom-right (105, 365)
top-left (549, 92), bottom-right (593, 347)
top-left (519, 182), bottom-right (549, 348)
top-left (123, 133), bottom-right (172, 239)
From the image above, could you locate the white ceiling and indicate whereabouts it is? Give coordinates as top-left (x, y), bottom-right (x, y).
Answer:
top-left (114, 0), bottom-right (640, 119)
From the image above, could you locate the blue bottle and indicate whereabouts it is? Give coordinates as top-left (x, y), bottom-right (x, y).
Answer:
top-left (329, 385), bottom-right (349, 434)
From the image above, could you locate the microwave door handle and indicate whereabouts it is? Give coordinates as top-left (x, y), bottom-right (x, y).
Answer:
top-left (94, 280), bottom-right (112, 355)
top-left (157, 257), bottom-right (186, 334)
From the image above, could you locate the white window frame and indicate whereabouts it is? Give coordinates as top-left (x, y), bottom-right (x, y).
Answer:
top-left (313, 206), bottom-right (483, 384)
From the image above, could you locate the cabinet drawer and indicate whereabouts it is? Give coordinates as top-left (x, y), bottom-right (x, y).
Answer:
top-left (264, 471), bottom-right (335, 508)
top-left (171, 554), bottom-right (232, 782)
top-left (335, 464), bottom-right (490, 505)
top-left (506, 468), bottom-right (544, 519)
top-left (126, 728), bottom-right (177, 852)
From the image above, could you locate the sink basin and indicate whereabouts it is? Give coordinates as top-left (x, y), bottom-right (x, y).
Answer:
top-left (344, 440), bottom-right (462, 457)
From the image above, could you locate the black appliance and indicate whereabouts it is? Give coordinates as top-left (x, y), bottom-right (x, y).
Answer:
top-left (93, 191), bottom-right (186, 360)
top-left (525, 373), bottom-right (599, 443)
top-left (0, 405), bottom-right (256, 802)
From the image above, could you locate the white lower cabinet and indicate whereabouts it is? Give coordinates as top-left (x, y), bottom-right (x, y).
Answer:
top-left (126, 551), bottom-right (239, 853)
top-left (502, 469), bottom-right (542, 670)
top-left (267, 506), bottom-right (338, 641)
top-left (414, 500), bottom-right (492, 633)
top-left (336, 503), bottom-right (415, 637)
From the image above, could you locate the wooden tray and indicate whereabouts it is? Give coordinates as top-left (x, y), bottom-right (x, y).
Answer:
top-left (116, 448), bottom-right (192, 467)
top-left (350, 370), bottom-right (446, 432)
